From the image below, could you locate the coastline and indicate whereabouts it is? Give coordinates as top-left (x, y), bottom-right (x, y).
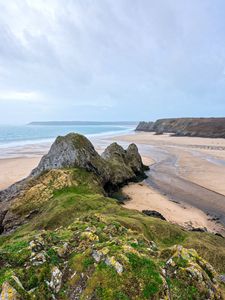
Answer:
top-left (1, 130), bottom-right (225, 235)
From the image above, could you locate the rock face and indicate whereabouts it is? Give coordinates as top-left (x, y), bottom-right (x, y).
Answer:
top-left (31, 133), bottom-right (108, 178)
top-left (101, 142), bottom-right (147, 190)
top-left (0, 133), bottom-right (147, 234)
top-left (31, 134), bottom-right (146, 187)
top-left (136, 118), bottom-right (225, 138)
top-left (136, 121), bottom-right (155, 131)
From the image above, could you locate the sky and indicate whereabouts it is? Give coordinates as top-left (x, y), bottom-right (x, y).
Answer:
top-left (0, 0), bottom-right (225, 124)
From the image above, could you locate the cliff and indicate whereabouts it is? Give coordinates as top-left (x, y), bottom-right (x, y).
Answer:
top-left (0, 133), bottom-right (225, 299)
top-left (136, 118), bottom-right (225, 138)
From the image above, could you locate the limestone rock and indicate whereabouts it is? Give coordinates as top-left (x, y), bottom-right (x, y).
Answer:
top-left (126, 143), bottom-right (146, 174)
top-left (0, 282), bottom-right (21, 300)
top-left (30, 251), bottom-right (47, 266)
top-left (164, 245), bottom-right (222, 299)
top-left (102, 142), bottom-right (146, 188)
top-left (56, 242), bottom-right (69, 258)
top-left (31, 133), bottom-right (108, 179)
top-left (49, 266), bottom-right (62, 294)
top-left (0, 133), bottom-right (146, 233)
top-left (105, 256), bottom-right (123, 274)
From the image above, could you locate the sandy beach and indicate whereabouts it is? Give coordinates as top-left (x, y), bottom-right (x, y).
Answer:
top-left (1, 131), bottom-right (225, 235)
top-left (112, 132), bottom-right (225, 235)
top-left (0, 157), bottom-right (42, 190)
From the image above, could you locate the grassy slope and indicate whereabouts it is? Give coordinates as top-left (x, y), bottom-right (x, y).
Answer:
top-left (0, 168), bottom-right (225, 299)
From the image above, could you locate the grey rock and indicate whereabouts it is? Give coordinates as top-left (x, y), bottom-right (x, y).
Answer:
top-left (49, 266), bottom-right (62, 294)
top-left (142, 210), bottom-right (166, 221)
top-left (0, 281), bottom-right (21, 299)
top-left (31, 133), bottom-right (108, 179)
top-left (0, 133), bottom-right (146, 234)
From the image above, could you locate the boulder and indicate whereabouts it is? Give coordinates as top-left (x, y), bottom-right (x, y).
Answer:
top-left (142, 210), bottom-right (166, 221)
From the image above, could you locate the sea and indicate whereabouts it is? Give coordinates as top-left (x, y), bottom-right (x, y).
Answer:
top-left (0, 122), bottom-right (136, 158)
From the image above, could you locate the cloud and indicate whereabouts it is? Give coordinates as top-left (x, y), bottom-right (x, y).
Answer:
top-left (0, 91), bottom-right (43, 102)
top-left (0, 0), bottom-right (225, 123)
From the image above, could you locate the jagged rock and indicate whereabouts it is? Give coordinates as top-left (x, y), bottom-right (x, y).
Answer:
top-left (49, 266), bottom-right (62, 294)
top-left (102, 143), bottom-right (135, 186)
top-left (30, 251), bottom-right (47, 266)
top-left (56, 242), bottom-right (69, 258)
top-left (219, 274), bottom-right (225, 283)
top-left (31, 133), bottom-right (108, 179)
top-left (164, 245), bottom-right (222, 299)
top-left (136, 121), bottom-right (155, 131)
top-left (102, 142), bottom-right (146, 189)
top-left (0, 281), bottom-right (21, 300)
top-left (105, 256), bottom-right (123, 274)
top-left (142, 210), bottom-right (166, 221)
top-left (29, 236), bottom-right (45, 252)
top-left (0, 134), bottom-right (147, 234)
top-left (92, 250), bottom-right (103, 262)
top-left (126, 143), bottom-right (148, 173)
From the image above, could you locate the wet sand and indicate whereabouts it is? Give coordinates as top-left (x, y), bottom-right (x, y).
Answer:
top-left (111, 132), bottom-right (225, 234)
top-left (123, 182), bottom-right (225, 235)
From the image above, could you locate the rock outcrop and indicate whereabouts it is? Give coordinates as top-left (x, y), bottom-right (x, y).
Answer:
top-left (0, 133), bottom-right (147, 234)
top-left (101, 142), bottom-right (147, 190)
top-left (0, 214), bottom-right (224, 299)
top-left (136, 118), bottom-right (225, 138)
top-left (31, 133), bottom-right (108, 179)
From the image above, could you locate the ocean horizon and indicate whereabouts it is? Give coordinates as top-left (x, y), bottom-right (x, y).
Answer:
top-left (0, 122), bottom-right (136, 158)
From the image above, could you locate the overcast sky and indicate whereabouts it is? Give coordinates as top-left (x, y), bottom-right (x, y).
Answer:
top-left (0, 0), bottom-right (225, 124)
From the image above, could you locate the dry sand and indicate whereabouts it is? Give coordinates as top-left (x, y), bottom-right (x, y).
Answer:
top-left (122, 182), bottom-right (225, 235)
top-left (0, 157), bottom-right (41, 190)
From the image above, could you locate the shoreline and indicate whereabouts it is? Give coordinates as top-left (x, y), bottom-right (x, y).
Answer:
top-left (122, 182), bottom-right (225, 236)
top-left (1, 131), bottom-right (225, 235)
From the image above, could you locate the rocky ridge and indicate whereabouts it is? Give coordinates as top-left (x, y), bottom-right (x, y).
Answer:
top-left (1, 213), bottom-right (225, 299)
top-left (136, 118), bottom-right (225, 138)
top-left (0, 133), bottom-right (147, 234)
top-left (0, 133), bottom-right (225, 299)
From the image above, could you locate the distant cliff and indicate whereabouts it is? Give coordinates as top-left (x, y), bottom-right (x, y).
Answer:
top-left (136, 118), bottom-right (225, 138)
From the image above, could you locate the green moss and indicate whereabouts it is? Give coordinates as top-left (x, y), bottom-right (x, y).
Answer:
top-left (0, 268), bottom-right (14, 286)
top-left (83, 257), bottom-right (94, 270)
top-left (170, 279), bottom-right (201, 300)
top-left (46, 248), bottom-right (60, 265)
top-left (0, 239), bottom-right (30, 266)
top-left (82, 262), bottom-right (122, 299)
top-left (1, 167), bottom-right (225, 299)
top-left (125, 253), bottom-right (162, 298)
